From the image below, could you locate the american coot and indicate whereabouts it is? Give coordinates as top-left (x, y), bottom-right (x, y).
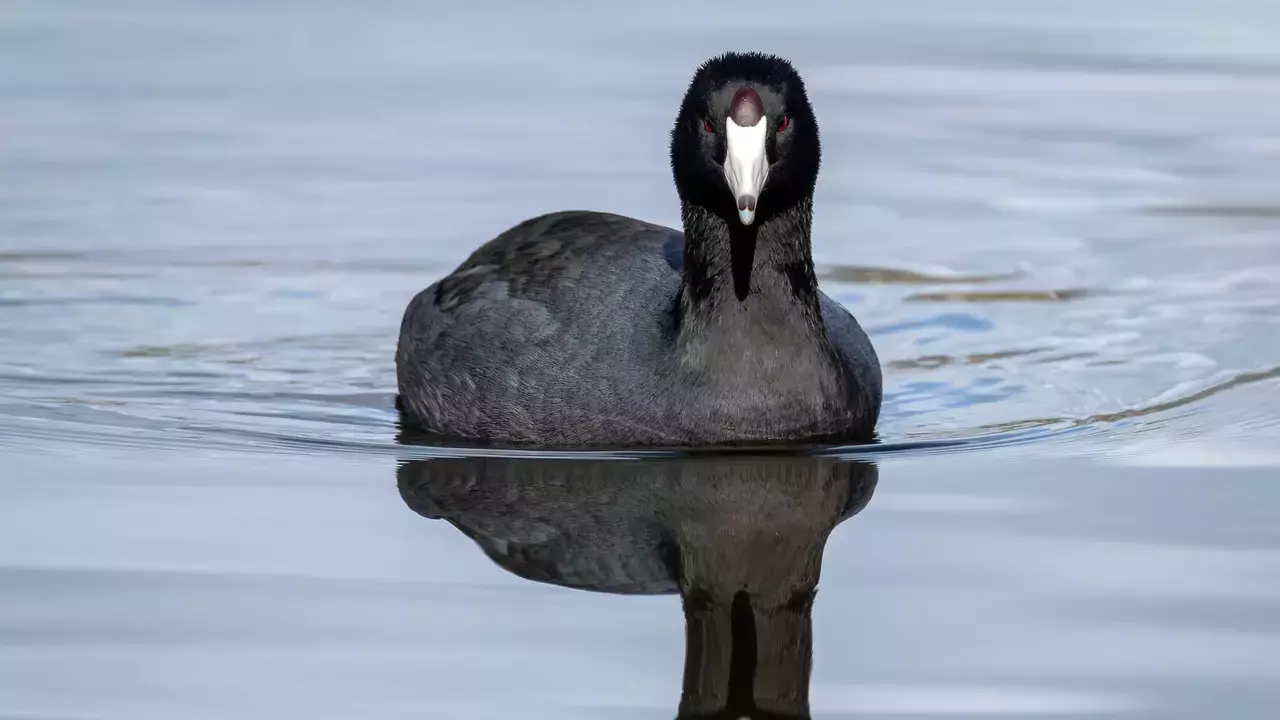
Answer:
top-left (396, 52), bottom-right (882, 447)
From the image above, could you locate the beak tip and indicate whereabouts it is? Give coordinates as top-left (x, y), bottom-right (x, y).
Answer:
top-left (736, 194), bottom-right (757, 225)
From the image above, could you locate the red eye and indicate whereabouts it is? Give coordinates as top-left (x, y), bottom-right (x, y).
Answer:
top-left (703, 118), bottom-right (714, 134)
top-left (777, 115), bottom-right (790, 132)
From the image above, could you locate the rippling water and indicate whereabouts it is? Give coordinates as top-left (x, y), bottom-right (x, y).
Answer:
top-left (3, 1), bottom-right (1279, 718)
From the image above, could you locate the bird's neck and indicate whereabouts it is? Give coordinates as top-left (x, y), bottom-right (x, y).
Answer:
top-left (677, 200), bottom-right (826, 354)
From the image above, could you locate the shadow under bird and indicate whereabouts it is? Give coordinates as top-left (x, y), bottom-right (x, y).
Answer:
top-left (396, 52), bottom-right (882, 447)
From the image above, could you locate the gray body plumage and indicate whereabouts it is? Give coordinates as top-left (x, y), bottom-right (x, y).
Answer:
top-left (396, 211), bottom-right (880, 446)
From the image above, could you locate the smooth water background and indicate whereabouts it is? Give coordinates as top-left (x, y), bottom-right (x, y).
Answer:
top-left (2, 1), bottom-right (1279, 717)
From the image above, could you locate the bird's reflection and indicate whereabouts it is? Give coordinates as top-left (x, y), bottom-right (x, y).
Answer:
top-left (396, 432), bottom-right (878, 720)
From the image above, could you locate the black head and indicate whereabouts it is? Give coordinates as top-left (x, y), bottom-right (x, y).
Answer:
top-left (670, 52), bottom-right (821, 227)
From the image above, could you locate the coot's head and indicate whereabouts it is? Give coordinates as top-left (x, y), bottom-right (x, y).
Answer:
top-left (670, 52), bottom-right (820, 226)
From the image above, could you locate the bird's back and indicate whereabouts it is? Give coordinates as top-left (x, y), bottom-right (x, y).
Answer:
top-left (396, 211), bottom-right (684, 445)
top-left (396, 211), bottom-right (881, 446)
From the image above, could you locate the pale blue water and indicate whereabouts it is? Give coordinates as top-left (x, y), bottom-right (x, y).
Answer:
top-left (2, 1), bottom-right (1279, 717)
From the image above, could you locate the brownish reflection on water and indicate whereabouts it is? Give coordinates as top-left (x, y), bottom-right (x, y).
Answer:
top-left (397, 439), bottom-right (878, 719)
